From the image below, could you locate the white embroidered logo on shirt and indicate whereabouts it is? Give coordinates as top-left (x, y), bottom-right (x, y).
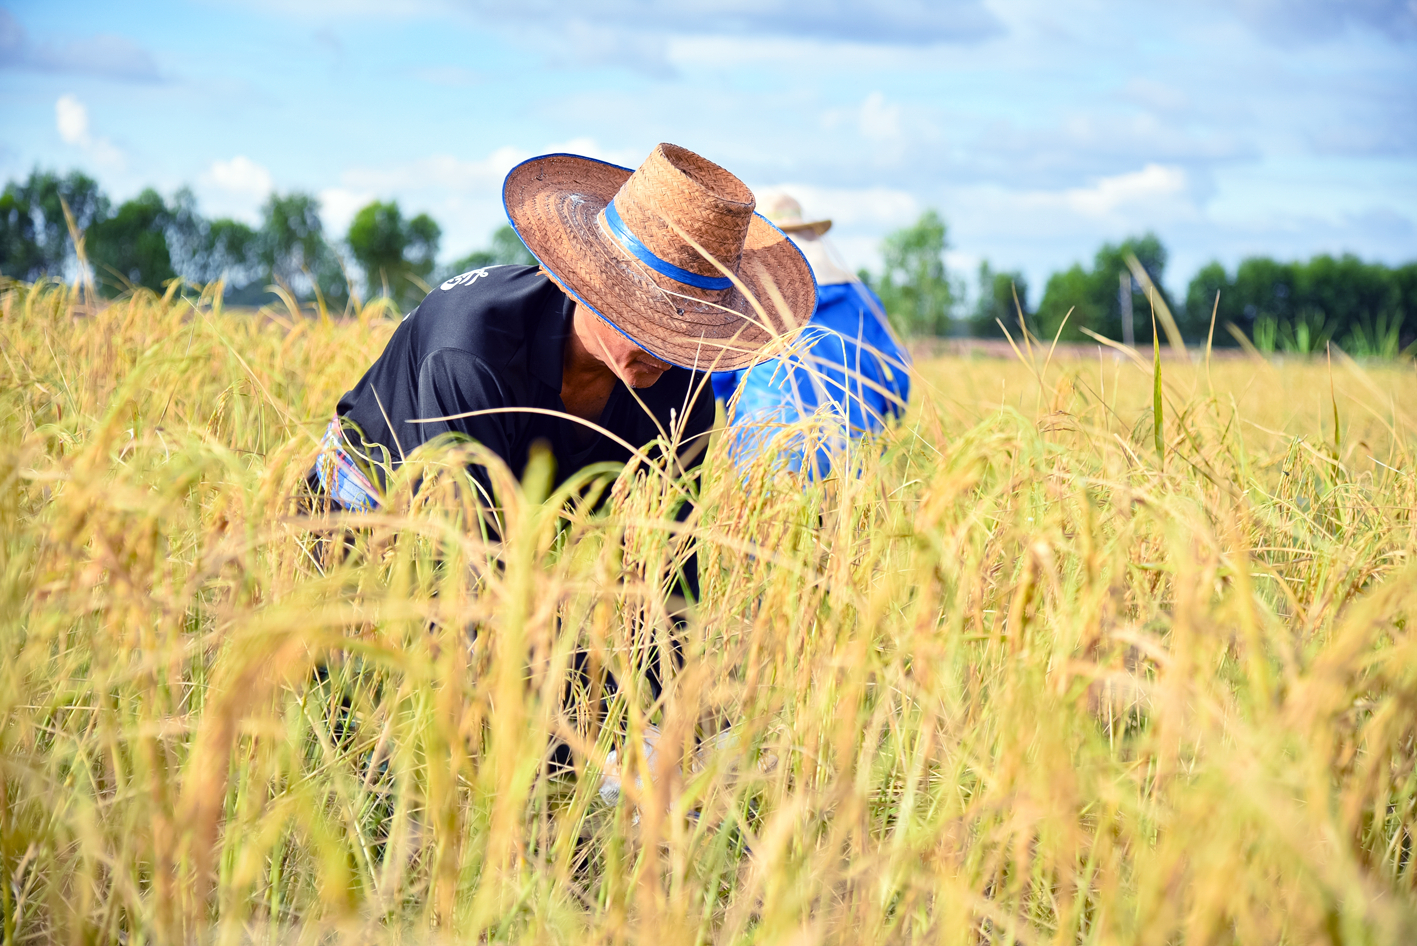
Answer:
top-left (440, 267), bottom-right (492, 291)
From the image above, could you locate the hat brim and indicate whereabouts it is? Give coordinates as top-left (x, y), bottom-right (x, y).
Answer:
top-left (502, 152), bottom-right (816, 373)
top-left (775, 218), bottom-right (832, 237)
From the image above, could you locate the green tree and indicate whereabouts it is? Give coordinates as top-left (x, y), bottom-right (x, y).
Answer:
top-left (1395, 263), bottom-right (1417, 337)
top-left (968, 260), bottom-right (1030, 338)
top-left (1185, 254), bottom-right (1417, 355)
top-left (443, 224), bottom-right (536, 278)
top-left (346, 200), bottom-right (441, 309)
top-left (0, 187), bottom-right (46, 280)
top-left (1184, 261), bottom-right (1231, 334)
top-left (253, 192), bottom-right (352, 307)
top-left (1301, 254), bottom-right (1400, 343)
top-left (258, 192), bottom-right (326, 288)
top-left (88, 189), bottom-right (176, 293)
top-left (164, 187), bottom-right (205, 281)
top-left (1233, 257), bottom-right (1298, 324)
top-left (865, 210), bottom-right (956, 337)
top-left (1035, 264), bottom-right (1099, 342)
top-left (122, 186), bottom-right (265, 300)
top-left (190, 218), bottom-right (261, 289)
top-left (0, 169), bottom-right (109, 280)
top-left (1035, 233), bottom-right (1177, 343)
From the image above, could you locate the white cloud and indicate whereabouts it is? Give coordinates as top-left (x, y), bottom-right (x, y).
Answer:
top-left (206, 155), bottom-right (274, 198)
top-left (339, 145), bottom-right (530, 192)
top-left (194, 156), bottom-right (276, 223)
top-left (858, 91), bottom-right (903, 143)
top-left (1061, 164), bottom-right (1189, 217)
top-left (813, 91), bottom-right (923, 167)
top-left (54, 93), bottom-right (123, 167)
top-left (318, 187), bottom-right (377, 237)
top-left (944, 165), bottom-right (1197, 249)
top-left (56, 93), bottom-right (88, 145)
top-left (3, 12), bottom-right (163, 82)
top-left (1235, 0), bottom-right (1417, 42)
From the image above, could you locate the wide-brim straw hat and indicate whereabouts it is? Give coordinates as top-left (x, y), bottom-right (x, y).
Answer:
top-left (758, 192), bottom-right (832, 238)
top-left (503, 143), bottom-right (816, 372)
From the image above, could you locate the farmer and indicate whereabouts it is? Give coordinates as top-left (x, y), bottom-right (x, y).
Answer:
top-left (711, 193), bottom-right (910, 476)
top-left (315, 142), bottom-right (816, 569)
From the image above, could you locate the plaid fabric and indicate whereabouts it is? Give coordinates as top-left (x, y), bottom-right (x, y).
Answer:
top-left (315, 417), bottom-right (380, 513)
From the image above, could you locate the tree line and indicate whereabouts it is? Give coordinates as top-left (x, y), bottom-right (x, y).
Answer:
top-left (4, 168), bottom-right (1415, 355)
top-left (862, 211), bottom-right (1417, 356)
top-left (0, 168), bottom-right (533, 310)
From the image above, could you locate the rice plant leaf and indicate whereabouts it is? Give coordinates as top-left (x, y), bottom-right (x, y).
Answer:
top-left (1152, 296), bottom-right (1164, 467)
top-left (1327, 342), bottom-right (1341, 461)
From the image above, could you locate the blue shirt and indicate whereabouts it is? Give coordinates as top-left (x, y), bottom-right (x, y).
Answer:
top-left (711, 281), bottom-right (910, 475)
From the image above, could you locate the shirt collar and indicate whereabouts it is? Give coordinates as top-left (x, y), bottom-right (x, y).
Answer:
top-left (527, 281), bottom-right (576, 392)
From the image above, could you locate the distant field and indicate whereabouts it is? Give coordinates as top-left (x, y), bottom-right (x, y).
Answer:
top-left (2, 283), bottom-right (1415, 944)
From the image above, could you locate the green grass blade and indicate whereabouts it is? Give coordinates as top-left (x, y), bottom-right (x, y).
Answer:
top-left (1152, 295), bottom-right (1164, 467)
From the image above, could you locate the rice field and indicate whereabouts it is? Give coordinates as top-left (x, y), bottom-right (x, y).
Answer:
top-left (2, 279), bottom-right (1416, 945)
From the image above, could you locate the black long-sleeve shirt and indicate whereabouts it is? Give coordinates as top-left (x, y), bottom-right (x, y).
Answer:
top-left (335, 264), bottom-right (716, 501)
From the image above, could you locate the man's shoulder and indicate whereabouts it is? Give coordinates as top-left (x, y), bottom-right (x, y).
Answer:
top-left (407, 264), bottom-right (566, 363)
top-left (433, 262), bottom-right (545, 297)
top-left (418, 264), bottom-right (557, 320)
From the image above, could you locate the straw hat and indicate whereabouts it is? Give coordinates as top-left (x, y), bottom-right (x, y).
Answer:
top-left (757, 192), bottom-right (832, 238)
top-left (503, 143), bottom-right (816, 371)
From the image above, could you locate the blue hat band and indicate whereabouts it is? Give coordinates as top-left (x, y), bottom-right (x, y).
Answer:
top-left (603, 199), bottom-right (734, 292)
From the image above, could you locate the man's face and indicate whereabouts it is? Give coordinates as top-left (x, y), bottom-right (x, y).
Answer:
top-left (577, 305), bottom-right (672, 389)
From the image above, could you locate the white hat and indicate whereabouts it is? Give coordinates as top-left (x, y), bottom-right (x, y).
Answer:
top-left (758, 192), bottom-right (832, 237)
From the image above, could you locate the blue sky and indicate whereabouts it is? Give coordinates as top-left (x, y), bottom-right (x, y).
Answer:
top-left (2, 0), bottom-right (1414, 302)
